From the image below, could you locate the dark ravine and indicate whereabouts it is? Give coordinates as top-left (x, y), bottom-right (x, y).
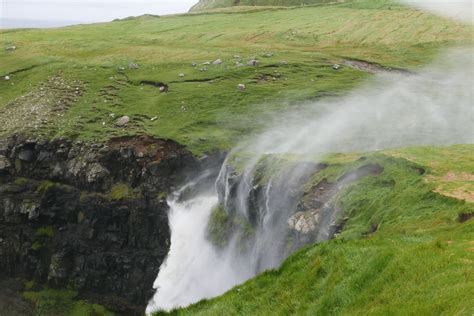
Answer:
top-left (0, 134), bottom-right (200, 315)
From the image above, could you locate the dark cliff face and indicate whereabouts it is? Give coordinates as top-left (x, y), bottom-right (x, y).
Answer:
top-left (0, 135), bottom-right (198, 315)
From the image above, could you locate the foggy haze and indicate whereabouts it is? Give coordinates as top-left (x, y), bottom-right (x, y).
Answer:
top-left (1, 0), bottom-right (197, 28)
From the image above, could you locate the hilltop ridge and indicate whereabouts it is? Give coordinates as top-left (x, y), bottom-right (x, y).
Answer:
top-left (190, 0), bottom-right (344, 12)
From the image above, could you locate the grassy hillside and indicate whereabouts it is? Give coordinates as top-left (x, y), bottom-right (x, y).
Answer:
top-left (190, 0), bottom-right (338, 12)
top-left (160, 144), bottom-right (474, 315)
top-left (1, 0), bottom-right (472, 154)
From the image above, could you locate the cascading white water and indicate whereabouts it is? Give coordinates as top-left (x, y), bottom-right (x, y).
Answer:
top-left (147, 48), bottom-right (473, 313)
top-left (147, 4), bottom-right (473, 313)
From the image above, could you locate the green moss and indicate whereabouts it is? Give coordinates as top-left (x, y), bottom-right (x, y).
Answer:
top-left (23, 288), bottom-right (114, 316)
top-left (159, 191), bottom-right (168, 199)
top-left (207, 204), bottom-right (231, 247)
top-left (14, 177), bottom-right (30, 186)
top-left (24, 280), bottom-right (36, 290)
top-left (109, 183), bottom-right (139, 200)
top-left (207, 204), bottom-right (256, 249)
top-left (36, 180), bottom-right (55, 194)
top-left (31, 241), bottom-right (43, 251)
top-left (36, 226), bottom-right (55, 238)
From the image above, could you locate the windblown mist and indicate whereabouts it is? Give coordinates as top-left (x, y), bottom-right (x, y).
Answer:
top-left (401, 0), bottom-right (473, 23)
top-left (146, 3), bottom-right (473, 314)
top-left (147, 48), bottom-right (473, 313)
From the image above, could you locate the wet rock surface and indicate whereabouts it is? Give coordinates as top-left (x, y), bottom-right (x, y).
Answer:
top-left (214, 158), bottom-right (383, 264)
top-left (0, 134), bottom-right (198, 314)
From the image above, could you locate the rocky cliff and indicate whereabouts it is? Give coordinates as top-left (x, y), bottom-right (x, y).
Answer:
top-left (0, 135), bottom-right (198, 314)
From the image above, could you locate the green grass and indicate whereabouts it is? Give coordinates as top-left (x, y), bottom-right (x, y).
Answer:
top-left (0, 1), bottom-right (472, 154)
top-left (159, 145), bottom-right (474, 315)
top-left (23, 288), bottom-right (114, 316)
top-left (190, 0), bottom-right (339, 12)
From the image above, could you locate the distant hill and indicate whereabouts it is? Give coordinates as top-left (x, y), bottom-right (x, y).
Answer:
top-left (190, 0), bottom-right (343, 12)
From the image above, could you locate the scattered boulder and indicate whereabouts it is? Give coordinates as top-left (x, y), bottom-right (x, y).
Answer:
top-left (5, 45), bottom-right (16, 51)
top-left (128, 62), bottom-right (139, 69)
top-left (202, 61), bottom-right (211, 65)
top-left (200, 67), bottom-right (208, 72)
top-left (262, 52), bottom-right (274, 58)
top-left (191, 62), bottom-right (197, 67)
top-left (213, 58), bottom-right (223, 65)
top-left (178, 73), bottom-right (185, 78)
top-left (247, 59), bottom-right (259, 66)
top-left (288, 211), bottom-right (320, 235)
top-left (237, 83), bottom-right (246, 91)
top-left (332, 64), bottom-right (341, 70)
top-left (116, 116), bottom-right (130, 126)
top-left (4, 76), bottom-right (10, 81)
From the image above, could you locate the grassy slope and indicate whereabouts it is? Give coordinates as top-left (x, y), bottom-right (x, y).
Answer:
top-left (163, 145), bottom-right (474, 315)
top-left (0, 0), bottom-right (472, 154)
top-left (190, 0), bottom-right (337, 12)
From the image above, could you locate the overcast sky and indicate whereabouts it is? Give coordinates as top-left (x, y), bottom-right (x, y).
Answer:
top-left (0, 0), bottom-right (472, 29)
top-left (1, 0), bottom-right (198, 28)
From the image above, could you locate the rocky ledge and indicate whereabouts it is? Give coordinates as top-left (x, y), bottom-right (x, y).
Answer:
top-left (0, 135), bottom-right (198, 314)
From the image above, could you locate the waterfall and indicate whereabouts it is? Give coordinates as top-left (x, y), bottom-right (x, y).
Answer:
top-left (147, 48), bottom-right (473, 313)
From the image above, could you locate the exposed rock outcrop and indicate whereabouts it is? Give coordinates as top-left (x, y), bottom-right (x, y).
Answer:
top-left (0, 135), bottom-right (198, 314)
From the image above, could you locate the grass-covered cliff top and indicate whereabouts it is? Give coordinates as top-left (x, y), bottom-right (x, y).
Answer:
top-left (159, 144), bottom-right (474, 315)
top-left (0, 0), bottom-right (472, 153)
top-left (0, 0), bottom-right (472, 154)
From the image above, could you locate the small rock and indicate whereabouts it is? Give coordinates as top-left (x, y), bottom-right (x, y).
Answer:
top-left (332, 64), bottom-right (341, 70)
top-left (151, 116), bottom-right (158, 121)
top-left (118, 67), bottom-right (126, 71)
top-left (0, 155), bottom-right (11, 172)
top-left (235, 62), bottom-right (244, 67)
top-left (213, 58), bottom-right (223, 65)
top-left (18, 149), bottom-right (34, 162)
top-left (233, 54), bottom-right (241, 59)
top-left (247, 59), bottom-right (259, 66)
top-left (159, 85), bottom-right (168, 93)
top-left (128, 62), bottom-right (139, 69)
top-left (5, 45), bottom-right (16, 51)
top-left (237, 84), bottom-right (246, 91)
top-left (4, 76), bottom-right (10, 81)
top-left (200, 67), bottom-right (208, 72)
top-left (262, 52), bottom-right (274, 58)
top-left (116, 116), bottom-right (130, 126)
top-left (178, 73), bottom-right (185, 78)
top-left (109, 113), bottom-right (115, 118)
top-left (202, 61), bottom-right (211, 65)
top-left (191, 62), bottom-right (197, 67)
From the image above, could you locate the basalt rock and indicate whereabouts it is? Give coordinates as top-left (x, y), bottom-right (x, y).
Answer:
top-left (0, 134), bottom-right (199, 315)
